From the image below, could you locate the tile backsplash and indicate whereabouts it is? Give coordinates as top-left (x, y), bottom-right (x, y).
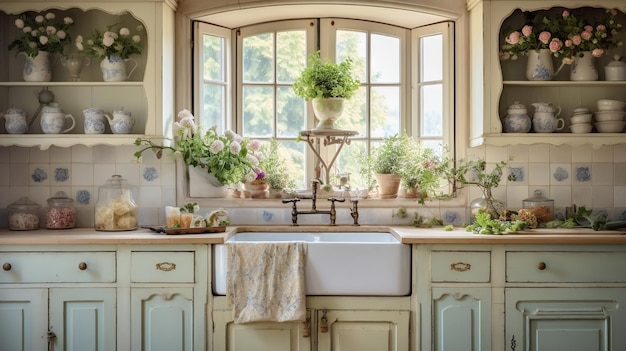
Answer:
top-left (1, 143), bottom-right (625, 228)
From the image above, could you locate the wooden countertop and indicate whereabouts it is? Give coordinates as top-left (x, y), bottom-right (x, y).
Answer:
top-left (0, 226), bottom-right (625, 245)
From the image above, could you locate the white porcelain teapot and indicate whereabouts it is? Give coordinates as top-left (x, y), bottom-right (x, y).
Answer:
top-left (106, 108), bottom-right (134, 134)
top-left (532, 102), bottom-right (564, 133)
top-left (40, 103), bottom-right (75, 134)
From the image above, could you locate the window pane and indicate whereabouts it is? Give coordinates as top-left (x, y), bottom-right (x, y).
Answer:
top-left (337, 30), bottom-right (367, 83)
top-left (281, 140), bottom-right (306, 189)
top-left (421, 34), bottom-right (442, 82)
top-left (202, 34), bottom-right (223, 81)
top-left (277, 86), bottom-right (306, 137)
top-left (202, 84), bottom-right (224, 131)
top-left (371, 34), bottom-right (400, 83)
top-left (336, 140), bottom-right (369, 191)
top-left (370, 86), bottom-right (400, 138)
top-left (335, 87), bottom-right (366, 135)
top-left (243, 33), bottom-right (274, 83)
top-left (421, 84), bottom-right (443, 136)
top-left (276, 30), bottom-right (307, 83)
top-left (243, 86), bottom-right (274, 137)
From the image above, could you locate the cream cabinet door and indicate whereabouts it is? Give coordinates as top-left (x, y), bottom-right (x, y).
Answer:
top-left (49, 288), bottom-right (116, 351)
top-left (212, 310), bottom-right (312, 351)
top-left (431, 287), bottom-right (491, 351)
top-left (0, 288), bottom-right (48, 351)
top-left (506, 288), bottom-right (626, 351)
top-left (131, 287), bottom-right (195, 351)
top-left (317, 309), bottom-right (410, 351)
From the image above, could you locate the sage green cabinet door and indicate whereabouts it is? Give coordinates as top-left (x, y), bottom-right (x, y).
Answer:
top-left (432, 288), bottom-right (491, 351)
top-left (0, 288), bottom-right (48, 351)
top-left (212, 310), bottom-right (312, 351)
top-left (505, 288), bottom-right (626, 351)
top-left (317, 309), bottom-right (410, 351)
top-left (49, 288), bottom-right (116, 351)
top-left (130, 288), bottom-right (196, 351)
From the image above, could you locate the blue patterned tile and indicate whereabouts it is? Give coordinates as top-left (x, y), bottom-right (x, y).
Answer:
top-left (76, 190), bottom-right (91, 205)
top-left (143, 166), bottom-right (158, 182)
top-left (553, 166), bottom-right (569, 182)
top-left (54, 167), bottom-right (69, 182)
top-left (508, 167), bottom-right (524, 182)
top-left (443, 210), bottom-right (460, 225)
top-left (32, 168), bottom-right (47, 182)
top-left (262, 210), bottom-right (274, 222)
top-left (575, 166), bottom-right (591, 182)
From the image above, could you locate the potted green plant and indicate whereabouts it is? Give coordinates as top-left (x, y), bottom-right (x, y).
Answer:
top-left (256, 139), bottom-right (296, 198)
top-left (369, 133), bottom-right (410, 198)
top-left (292, 51), bottom-right (360, 129)
top-left (399, 143), bottom-right (452, 204)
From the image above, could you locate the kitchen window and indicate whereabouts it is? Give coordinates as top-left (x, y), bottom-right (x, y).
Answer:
top-left (194, 18), bottom-right (454, 190)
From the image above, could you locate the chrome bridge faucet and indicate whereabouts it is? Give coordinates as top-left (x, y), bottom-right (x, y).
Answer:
top-left (282, 178), bottom-right (359, 226)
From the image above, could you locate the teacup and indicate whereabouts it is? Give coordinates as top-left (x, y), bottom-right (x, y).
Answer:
top-left (41, 112), bottom-right (75, 134)
top-left (106, 109), bottom-right (134, 134)
top-left (83, 108), bottom-right (108, 134)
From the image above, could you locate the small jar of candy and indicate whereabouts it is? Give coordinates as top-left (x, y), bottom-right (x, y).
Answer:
top-left (45, 191), bottom-right (76, 229)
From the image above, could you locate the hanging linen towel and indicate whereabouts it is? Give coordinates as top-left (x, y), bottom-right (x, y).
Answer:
top-left (227, 241), bottom-right (308, 324)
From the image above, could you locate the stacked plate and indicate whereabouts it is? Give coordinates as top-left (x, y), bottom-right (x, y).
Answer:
top-left (569, 106), bottom-right (593, 133)
top-left (595, 99), bottom-right (626, 133)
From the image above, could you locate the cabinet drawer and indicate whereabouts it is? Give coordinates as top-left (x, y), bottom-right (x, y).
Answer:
top-left (0, 252), bottom-right (116, 283)
top-left (507, 251), bottom-right (626, 283)
top-left (431, 251), bottom-right (491, 282)
top-left (130, 251), bottom-right (195, 283)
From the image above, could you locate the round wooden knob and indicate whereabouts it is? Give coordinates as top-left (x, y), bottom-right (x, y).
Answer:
top-left (537, 262), bottom-right (546, 270)
top-left (78, 262), bottom-right (87, 270)
top-left (2, 263), bottom-right (11, 271)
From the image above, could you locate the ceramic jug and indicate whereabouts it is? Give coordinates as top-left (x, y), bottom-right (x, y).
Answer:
top-left (41, 104), bottom-right (75, 134)
top-left (2, 108), bottom-right (29, 134)
top-left (532, 102), bottom-right (564, 133)
top-left (106, 108), bottom-right (134, 134)
top-left (503, 101), bottom-right (531, 133)
top-left (83, 108), bottom-right (109, 134)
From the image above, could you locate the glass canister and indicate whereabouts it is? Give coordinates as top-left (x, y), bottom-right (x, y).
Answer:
top-left (95, 175), bottom-right (139, 231)
top-left (46, 191), bottom-right (76, 229)
top-left (7, 196), bottom-right (41, 230)
top-left (522, 190), bottom-right (554, 223)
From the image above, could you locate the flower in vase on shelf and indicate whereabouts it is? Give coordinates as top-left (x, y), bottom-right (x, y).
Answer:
top-left (134, 109), bottom-right (263, 186)
top-left (75, 24), bottom-right (143, 60)
top-left (8, 11), bottom-right (74, 57)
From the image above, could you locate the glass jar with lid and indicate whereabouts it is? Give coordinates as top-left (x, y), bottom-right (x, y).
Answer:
top-left (46, 191), bottom-right (76, 229)
top-left (95, 174), bottom-right (138, 231)
top-left (8, 196), bottom-right (41, 230)
top-left (522, 190), bottom-right (554, 223)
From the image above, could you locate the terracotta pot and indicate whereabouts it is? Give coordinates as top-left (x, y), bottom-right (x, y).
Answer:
top-left (246, 181), bottom-right (270, 199)
top-left (374, 173), bottom-right (401, 199)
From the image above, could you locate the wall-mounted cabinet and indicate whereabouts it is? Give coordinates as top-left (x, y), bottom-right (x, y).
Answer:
top-left (0, 1), bottom-right (176, 149)
top-left (468, 0), bottom-right (626, 148)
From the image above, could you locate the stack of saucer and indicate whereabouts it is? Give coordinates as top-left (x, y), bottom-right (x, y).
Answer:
top-left (569, 106), bottom-right (593, 133)
top-left (595, 99), bottom-right (626, 133)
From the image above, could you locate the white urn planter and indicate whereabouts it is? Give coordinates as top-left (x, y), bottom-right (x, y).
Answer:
top-left (311, 97), bottom-right (345, 129)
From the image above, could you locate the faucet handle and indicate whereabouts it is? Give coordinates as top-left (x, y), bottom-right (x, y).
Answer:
top-left (327, 197), bottom-right (345, 203)
top-left (282, 198), bottom-right (301, 204)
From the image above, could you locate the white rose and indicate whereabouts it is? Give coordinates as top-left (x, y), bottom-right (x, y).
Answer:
top-left (15, 19), bottom-right (24, 28)
top-left (103, 36), bottom-right (114, 47)
top-left (35, 15), bottom-right (44, 23)
top-left (120, 27), bottom-right (130, 36)
top-left (75, 42), bottom-right (84, 51)
top-left (23, 26), bottom-right (32, 33)
top-left (45, 12), bottom-right (55, 20)
top-left (57, 30), bottom-right (66, 40)
top-left (64, 17), bottom-right (73, 24)
top-left (46, 26), bottom-right (56, 35)
top-left (132, 35), bottom-right (140, 43)
top-left (75, 35), bottom-right (83, 44)
top-left (39, 36), bottom-right (48, 45)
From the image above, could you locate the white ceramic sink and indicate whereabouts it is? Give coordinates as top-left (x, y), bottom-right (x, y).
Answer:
top-left (213, 232), bottom-right (411, 296)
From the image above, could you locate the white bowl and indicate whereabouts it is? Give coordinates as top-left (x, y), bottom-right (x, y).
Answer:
top-left (570, 124), bottom-right (593, 133)
top-left (594, 110), bottom-right (626, 122)
top-left (570, 113), bottom-right (592, 124)
top-left (597, 99), bottom-right (626, 111)
top-left (595, 121), bottom-right (626, 133)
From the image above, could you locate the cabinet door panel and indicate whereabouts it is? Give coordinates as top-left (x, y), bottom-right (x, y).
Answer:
top-left (506, 288), bottom-right (626, 351)
top-left (131, 288), bottom-right (194, 351)
top-left (0, 288), bottom-right (48, 351)
top-left (49, 288), bottom-right (116, 351)
top-left (432, 288), bottom-right (491, 351)
top-left (318, 310), bottom-right (409, 351)
top-left (212, 310), bottom-right (312, 351)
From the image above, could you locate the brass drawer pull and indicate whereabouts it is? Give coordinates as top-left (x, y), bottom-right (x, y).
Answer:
top-left (156, 262), bottom-right (176, 271)
top-left (78, 262), bottom-right (88, 270)
top-left (450, 262), bottom-right (471, 272)
top-left (2, 263), bottom-right (11, 271)
top-left (537, 261), bottom-right (547, 270)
